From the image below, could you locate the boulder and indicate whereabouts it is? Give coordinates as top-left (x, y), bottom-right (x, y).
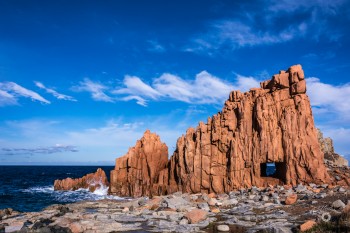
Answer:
top-left (285, 194), bottom-right (297, 205)
top-left (54, 168), bottom-right (108, 192)
top-left (69, 222), bottom-right (83, 233)
top-left (184, 209), bottom-right (208, 224)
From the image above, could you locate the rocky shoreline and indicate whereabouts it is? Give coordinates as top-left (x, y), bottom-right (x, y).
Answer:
top-left (4, 64), bottom-right (350, 233)
top-left (2, 182), bottom-right (350, 233)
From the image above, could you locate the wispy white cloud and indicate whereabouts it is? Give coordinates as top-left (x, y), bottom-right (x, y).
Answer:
top-left (113, 75), bottom-right (161, 99)
top-left (0, 89), bottom-right (18, 106)
top-left (304, 77), bottom-right (350, 156)
top-left (153, 73), bottom-right (195, 102)
top-left (307, 77), bottom-right (350, 120)
top-left (121, 95), bottom-right (148, 107)
top-left (268, 0), bottom-right (346, 14)
top-left (73, 78), bottom-right (114, 102)
top-left (1, 144), bottom-right (78, 156)
top-left (186, 0), bottom-right (347, 54)
top-left (0, 117), bottom-right (185, 163)
top-left (187, 21), bottom-right (307, 53)
top-left (0, 81), bottom-right (50, 106)
top-left (147, 40), bottom-right (166, 53)
top-left (35, 81), bottom-right (77, 102)
top-left (113, 71), bottom-right (260, 106)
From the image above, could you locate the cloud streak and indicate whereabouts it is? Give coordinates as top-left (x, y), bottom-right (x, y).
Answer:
top-left (186, 0), bottom-right (348, 54)
top-left (147, 40), bottom-right (166, 53)
top-left (112, 71), bottom-right (260, 106)
top-left (187, 21), bottom-right (307, 53)
top-left (0, 81), bottom-right (50, 106)
top-left (1, 144), bottom-right (78, 156)
top-left (307, 77), bottom-right (350, 120)
top-left (73, 78), bottom-right (114, 102)
top-left (0, 89), bottom-right (18, 106)
top-left (35, 81), bottom-right (77, 102)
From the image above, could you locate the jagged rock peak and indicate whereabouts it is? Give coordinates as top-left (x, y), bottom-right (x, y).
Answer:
top-left (110, 130), bottom-right (168, 197)
top-left (259, 64), bottom-right (306, 94)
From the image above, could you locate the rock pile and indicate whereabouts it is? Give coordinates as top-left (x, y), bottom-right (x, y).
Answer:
top-left (109, 64), bottom-right (330, 197)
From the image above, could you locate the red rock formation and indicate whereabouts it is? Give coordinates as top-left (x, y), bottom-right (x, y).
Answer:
top-left (163, 64), bottom-right (330, 194)
top-left (109, 130), bottom-right (168, 197)
top-left (110, 64), bottom-right (331, 197)
top-left (318, 129), bottom-right (348, 167)
top-left (54, 168), bottom-right (108, 192)
top-left (318, 129), bottom-right (350, 186)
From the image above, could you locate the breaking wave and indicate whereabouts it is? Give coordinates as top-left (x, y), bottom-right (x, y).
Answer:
top-left (22, 184), bottom-right (124, 203)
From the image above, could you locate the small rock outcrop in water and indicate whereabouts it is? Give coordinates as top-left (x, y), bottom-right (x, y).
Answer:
top-left (318, 129), bottom-right (349, 167)
top-left (110, 130), bottom-right (168, 197)
top-left (110, 65), bottom-right (331, 197)
top-left (54, 168), bottom-right (108, 192)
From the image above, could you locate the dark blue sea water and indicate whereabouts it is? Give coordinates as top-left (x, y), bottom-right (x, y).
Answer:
top-left (0, 165), bottom-right (277, 213)
top-left (0, 166), bottom-right (121, 212)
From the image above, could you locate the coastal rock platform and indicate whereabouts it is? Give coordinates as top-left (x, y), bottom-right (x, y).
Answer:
top-left (2, 183), bottom-right (350, 233)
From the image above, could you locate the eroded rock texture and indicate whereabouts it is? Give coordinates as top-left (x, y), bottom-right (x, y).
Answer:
top-left (54, 168), bottom-right (108, 192)
top-left (163, 65), bottom-right (330, 194)
top-left (110, 130), bottom-right (168, 197)
top-left (319, 130), bottom-right (350, 186)
top-left (318, 129), bottom-right (348, 167)
top-left (110, 64), bottom-right (331, 197)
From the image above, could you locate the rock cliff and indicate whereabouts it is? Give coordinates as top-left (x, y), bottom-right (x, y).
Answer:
top-left (54, 168), bottom-right (108, 192)
top-left (110, 130), bottom-right (168, 197)
top-left (109, 64), bottom-right (331, 197)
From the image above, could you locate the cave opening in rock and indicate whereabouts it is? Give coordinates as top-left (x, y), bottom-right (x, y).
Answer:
top-left (260, 162), bottom-right (287, 183)
top-left (260, 162), bottom-right (276, 177)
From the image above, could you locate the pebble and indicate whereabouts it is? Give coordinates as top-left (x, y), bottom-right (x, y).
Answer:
top-left (179, 218), bottom-right (188, 225)
top-left (217, 224), bottom-right (230, 231)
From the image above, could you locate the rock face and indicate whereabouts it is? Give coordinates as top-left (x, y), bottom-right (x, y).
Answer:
top-left (54, 168), bottom-right (108, 192)
top-left (110, 64), bottom-right (331, 197)
top-left (110, 130), bottom-right (168, 197)
top-left (318, 129), bottom-right (348, 167)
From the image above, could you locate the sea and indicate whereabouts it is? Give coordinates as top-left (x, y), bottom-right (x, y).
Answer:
top-left (0, 165), bottom-right (277, 213)
top-left (0, 166), bottom-right (121, 212)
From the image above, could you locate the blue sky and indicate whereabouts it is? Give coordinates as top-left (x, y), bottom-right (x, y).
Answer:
top-left (0, 0), bottom-right (349, 165)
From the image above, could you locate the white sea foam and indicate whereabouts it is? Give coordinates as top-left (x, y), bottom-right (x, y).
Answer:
top-left (22, 186), bottom-right (54, 193)
top-left (93, 184), bottom-right (109, 196)
top-left (22, 185), bottom-right (124, 203)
